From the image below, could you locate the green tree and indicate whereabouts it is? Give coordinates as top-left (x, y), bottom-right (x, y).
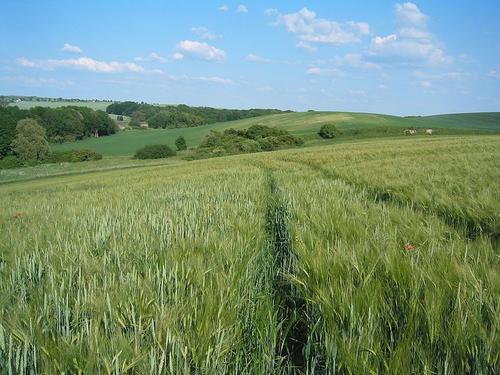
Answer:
top-left (12, 118), bottom-right (49, 161)
top-left (147, 110), bottom-right (170, 128)
top-left (40, 107), bottom-right (85, 141)
top-left (0, 107), bottom-right (18, 157)
top-left (318, 123), bottom-right (340, 139)
top-left (175, 136), bottom-right (187, 151)
top-left (106, 101), bottom-right (140, 116)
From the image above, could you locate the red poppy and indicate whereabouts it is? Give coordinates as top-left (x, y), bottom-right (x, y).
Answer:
top-left (404, 243), bottom-right (415, 251)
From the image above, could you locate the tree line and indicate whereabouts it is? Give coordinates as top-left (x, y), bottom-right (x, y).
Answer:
top-left (106, 101), bottom-right (288, 129)
top-left (0, 117), bottom-right (103, 169)
top-left (0, 106), bottom-right (116, 158)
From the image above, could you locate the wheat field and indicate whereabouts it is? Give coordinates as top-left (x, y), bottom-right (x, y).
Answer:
top-left (0, 136), bottom-right (498, 374)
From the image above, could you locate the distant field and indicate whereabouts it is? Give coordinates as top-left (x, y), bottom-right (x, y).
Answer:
top-left (51, 111), bottom-right (500, 156)
top-left (9, 100), bottom-right (500, 131)
top-left (413, 112), bottom-right (500, 130)
top-left (6, 100), bottom-right (500, 156)
top-left (1, 135), bottom-right (498, 373)
top-left (9, 100), bottom-right (111, 111)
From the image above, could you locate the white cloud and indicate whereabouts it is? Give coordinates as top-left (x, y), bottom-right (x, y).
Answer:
top-left (305, 67), bottom-right (341, 76)
top-left (335, 53), bottom-right (379, 69)
top-left (370, 37), bottom-right (451, 65)
top-left (237, 4), bottom-right (248, 13)
top-left (191, 27), bottom-right (220, 40)
top-left (149, 52), bottom-right (167, 63)
top-left (369, 3), bottom-right (451, 66)
top-left (296, 41), bottom-right (317, 53)
top-left (272, 7), bottom-right (370, 47)
top-left (488, 69), bottom-right (500, 79)
top-left (420, 80), bottom-right (432, 88)
top-left (198, 76), bottom-right (234, 84)
top-left (399, 27), bottom-right (430, 39)
top-left (134, 52), bottom-right (167, 63)
top-left (176, 40), bottom-right (225, 62)
top-left (373, 34), bottom-right (398, 46)
top-left (395, 2), bottom-right (427, 26)
top-left (219, 4), bottom-right (229, 12)
top-left (17, 56), bottom-right (146, 73)
top-left (172, 52), bottom-right (184, 61)
top-left (307, 54), bottom-right (379, 72)
top-left (347, 21), bottom-right (370, 35)
top-left (246, 54), bottom-right (271, 63)
top-left (62, 43), bottom-right (83, 53)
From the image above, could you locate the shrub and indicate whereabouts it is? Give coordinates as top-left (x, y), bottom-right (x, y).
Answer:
top-left (318, 123), bottom-right (340, 139)
top-left (134, 144), bottom-right (176, 159)
top-left (258, 137), bottom-right (280, 151)
top-left (245, 125), bottom-right (288, 139)
top-left (193, 125), bottom-right (304, 159)
top-left (46, 149), bottom-right (103, 163)
top-left (175, 136), bottom-right (188, 151)
top-left (117, 115), bottom-right (124, 121)
top-left (0, 155), bottom-right (24, 169)
top-left (230, 139), bottom-right (261, 153)
top-left (199, 131), bottom-right (226, 149)
top-left (276, 134), bottom-right (304, 146)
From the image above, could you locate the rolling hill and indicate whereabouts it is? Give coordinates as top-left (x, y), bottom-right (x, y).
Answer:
top-left (50, 111), bottom-right (500, 156)
top-left (412, 112), bottom-right (500, 130)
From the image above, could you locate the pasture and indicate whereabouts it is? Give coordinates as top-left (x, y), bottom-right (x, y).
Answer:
top-left (0, 135), bottom-right (498, 373)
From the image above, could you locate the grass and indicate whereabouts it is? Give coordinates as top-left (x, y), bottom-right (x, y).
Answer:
top-left (0, 157), bottom-right (185, 184)
top-left (0, 135), bottom-right (498, 373)
top-left (279, 136), bottom-right (500, 238)
top-left (272, 161), bottom-right (498, 373)
top-left (49, 111), bottom-right (500, 157)
top-left (0, 160), bottom-right (279, 373)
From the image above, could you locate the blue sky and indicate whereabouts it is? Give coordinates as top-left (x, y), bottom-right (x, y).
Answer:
top-left (1, 0), bottom-right (499, 115)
